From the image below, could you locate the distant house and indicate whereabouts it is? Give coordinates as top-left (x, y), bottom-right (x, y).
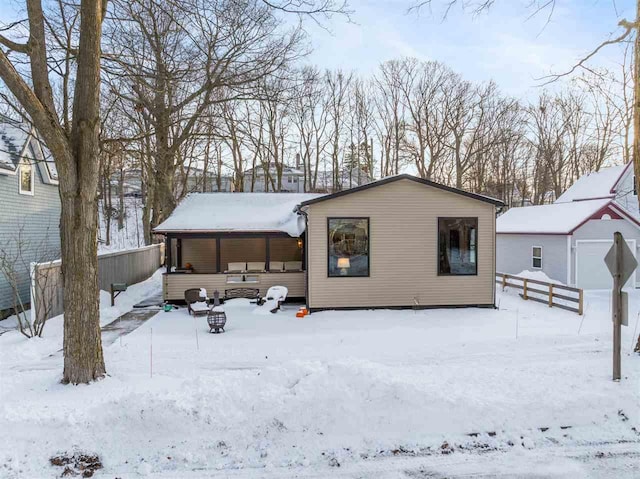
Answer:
top-left (155, 174), bottom-right (503, 311)
top-left (0, 123), bottom-right (61, 316)
top-left (497, 163), bottom-right (640, 289)
top-left (243, 163), bottom-right (305, 192)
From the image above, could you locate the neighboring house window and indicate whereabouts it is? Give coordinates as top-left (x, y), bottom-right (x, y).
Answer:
top-left (287, 176), bottom-right (293, 183)
top-left (532, 246), bottom-right (542, 269)
top-left (438, 217), bottom-right (477, 275)
top-left (328, 217), bottom-right (369, 277)
top-left (19, 162), bottom-right (34, 195)
top-left (634, 175), bottom-right (637, 196)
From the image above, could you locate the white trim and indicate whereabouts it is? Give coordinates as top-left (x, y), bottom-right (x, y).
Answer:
top-left (575, 239), bottom-right (637, 289)
top-left (566, 235), bottom-right (572, 285)
top-left (18, 161), bottom-right (35, 196)
top-left (531, 245), bottom-right (543, 269)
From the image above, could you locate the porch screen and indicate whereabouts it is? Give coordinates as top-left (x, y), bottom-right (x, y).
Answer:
top-left (328, 218), bottom-right (369, 277)
top-left (438, 217), bottom-right (477, 275)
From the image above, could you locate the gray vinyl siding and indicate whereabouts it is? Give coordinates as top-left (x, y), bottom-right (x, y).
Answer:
top-left (571, 219), bottom-right (640, 287)
top-left (496, 234), bottom-right (568, 284)
top-left (0, 155), bottom-right (61, 313)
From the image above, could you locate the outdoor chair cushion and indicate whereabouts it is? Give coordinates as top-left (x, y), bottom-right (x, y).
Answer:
top-left (190, 301), bottom-right (209, 313)
top-left (226, 262), bottom-right (246, 273)
top-left (246, 262), bottom-right (265, 272)
top-left (284, 261), bottom-right (303, 271)
top-left (269, 261), bottom-right (284, 272)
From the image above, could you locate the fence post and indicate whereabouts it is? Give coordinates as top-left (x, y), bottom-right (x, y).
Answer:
top-left (502, 274), bottom-right (507, 291)
top-left (578, 289), bottom-right (584, 315)
top-left (548, 284), bottom-right (553, 307)
top-left (523, 279), bottom-right (528, 300)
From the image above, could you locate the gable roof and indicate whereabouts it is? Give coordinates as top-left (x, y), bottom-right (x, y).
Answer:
top-left (555, 163), bottom-right (630, 203)
top-left (153, 192), bottom-right (324, 236)
top-left (0, 122), bottom-right (58, 183)
top-left (497, 198), bottom-right (623, 235)
top-left (298, 174), bottom-right (504, 207)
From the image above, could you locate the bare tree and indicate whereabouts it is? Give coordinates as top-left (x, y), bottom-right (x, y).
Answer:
top-left (0, 0), bottom-right (107, 383)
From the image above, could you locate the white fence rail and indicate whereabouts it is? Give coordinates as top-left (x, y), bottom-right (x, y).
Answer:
top-left (31, 244), bottom-right (164, 323)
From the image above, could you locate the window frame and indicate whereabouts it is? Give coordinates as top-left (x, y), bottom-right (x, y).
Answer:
top-left (437, 216), bottom-right (478, 277)
top-left (532, 245), bottom-right (543, 269)
top-left (327, 216), bottom-right (370, 278)
top-left (18, 162), bottom-right (35, 196)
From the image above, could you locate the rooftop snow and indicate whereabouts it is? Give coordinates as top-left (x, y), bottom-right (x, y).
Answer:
top-left (154, 192), bottom-right (324, 236)
top-left (497, 198), bottom-right (612, 234)
top-left (555, 164), bottom-right (629, 203)
top-left (0, 123), bottom-right (29, 171)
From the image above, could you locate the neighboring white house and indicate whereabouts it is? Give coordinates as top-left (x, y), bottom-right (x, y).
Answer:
top-left (243, 163), bottom-right (305, 193)
top-left (496, 163), bottom-right (640, 290)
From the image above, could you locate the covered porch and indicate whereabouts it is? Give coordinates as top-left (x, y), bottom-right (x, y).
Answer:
top-left (162, 232), bottom-right (306, 301)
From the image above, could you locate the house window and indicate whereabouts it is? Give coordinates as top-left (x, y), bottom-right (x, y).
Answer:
top-left (287, 176), bottom-right (293, 183)
top-left (438, 217), bottom-right (477, 275)
top-left (19, 163), bottom-right (34, 195)
top-left (328, 218), bottom-right (369, 277)
top-left (532, 246), bottom-right (542, 269)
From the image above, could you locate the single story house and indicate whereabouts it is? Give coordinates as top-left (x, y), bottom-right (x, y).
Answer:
top-left (496, 163), bottom-right (640, 290)
top-left (154, 174), bottom-right (503, 311)
top-left (0, 123), bottom-right (60, 316)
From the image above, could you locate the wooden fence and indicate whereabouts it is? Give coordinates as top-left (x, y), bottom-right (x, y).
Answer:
top-left (31, 243), bottom-right (164, 323)
top-left (496, 272), bottom-right (584, 315)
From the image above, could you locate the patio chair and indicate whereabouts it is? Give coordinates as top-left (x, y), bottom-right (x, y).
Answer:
top-left (184, 288), bottom-right (210, 316)
top-left (263, 285), bottom-right (288, 313)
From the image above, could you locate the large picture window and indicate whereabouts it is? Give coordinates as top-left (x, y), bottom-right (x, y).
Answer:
top-left (328, 218), bottom-right (369, 277)
top-left (438, 217), bottom-right (477, 275)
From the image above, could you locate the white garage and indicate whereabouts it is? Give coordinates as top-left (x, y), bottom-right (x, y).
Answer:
top-left (575, 240), bottom-right (636, 290)
top-left (497, 198), bottom-right (640, 289)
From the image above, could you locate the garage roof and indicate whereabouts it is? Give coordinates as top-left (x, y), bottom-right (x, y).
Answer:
top-left (497, 199), bottom-right (615, 235)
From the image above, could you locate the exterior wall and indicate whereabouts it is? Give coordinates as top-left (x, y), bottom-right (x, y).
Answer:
top-left (571, 218), bottom-right (640, 287)
top-left (182, 239), bottom-right (217, 273)
top-left (496, 234), bottom-right (568, 284)
top-left (0, 151), bottom-right (61, 313)
top-left (304, 179), bottom-right (496, 309)
top-left (163, 272), bottom-right (306, 300)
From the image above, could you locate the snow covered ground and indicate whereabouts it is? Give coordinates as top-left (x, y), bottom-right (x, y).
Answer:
top-left (0, 277), bottom-right (638, 478)
top-left (98, 197), bottom-right (145, 253)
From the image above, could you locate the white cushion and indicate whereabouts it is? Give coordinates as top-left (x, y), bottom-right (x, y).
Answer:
top-left (269, 261), bottom-right (284, 272)
top-left (246, 261), bottom-right (265, 272)
top-left (227, 262), bottom-right (246, 273)
top-left (284, 261), bottom-right (302, 271)
top-left (191, 301), bottom-right (209, 312)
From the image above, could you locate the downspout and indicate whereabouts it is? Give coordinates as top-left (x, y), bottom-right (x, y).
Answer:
top-left (295, 205), bottom-right (310, 311)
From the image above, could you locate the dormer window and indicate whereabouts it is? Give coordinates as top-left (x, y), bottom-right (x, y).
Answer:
top-left (19, 162), bottom-right (34, 195)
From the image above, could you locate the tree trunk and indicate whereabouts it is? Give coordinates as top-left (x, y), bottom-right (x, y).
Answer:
top-left (61, 0), bottom-right (106, 384)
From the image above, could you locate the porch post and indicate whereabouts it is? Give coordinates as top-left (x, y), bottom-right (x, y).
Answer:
top-left (265, 236), bottom-right (271, 271)
top-left (165, 235), bottom-right (172, 274)
top-left (215, 236), bottom-right (221, 273)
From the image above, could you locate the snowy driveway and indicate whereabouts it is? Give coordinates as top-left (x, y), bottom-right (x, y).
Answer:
top-left (0, 286), bottom-right (638, 478)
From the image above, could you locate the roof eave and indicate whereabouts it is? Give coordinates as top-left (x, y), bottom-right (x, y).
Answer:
top-left (298, 174), bottom-right (504, 207)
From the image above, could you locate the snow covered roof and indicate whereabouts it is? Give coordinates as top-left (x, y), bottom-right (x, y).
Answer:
top-left (154, 192), bottom-right (325, 237)
top-left (555, 164), bottom-right (629, 203)
top-left (497, 198), bottom-right (612, 234)
top-left (0, 123), bottom-right (29, 171)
